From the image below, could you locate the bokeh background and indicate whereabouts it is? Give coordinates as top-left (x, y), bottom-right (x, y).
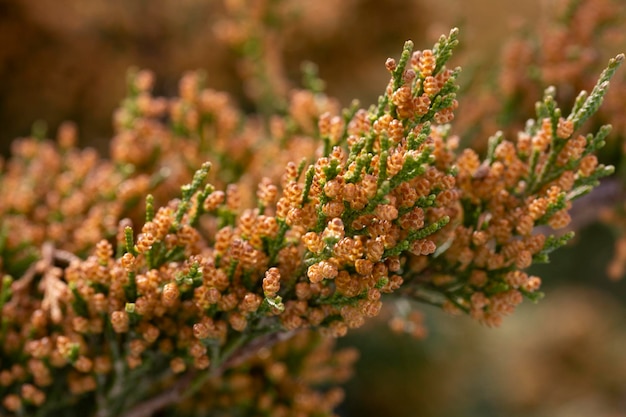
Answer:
top-left (2, 0), bottom-right (626, 416)
top-left (0, 0), bottom-right (542, 154)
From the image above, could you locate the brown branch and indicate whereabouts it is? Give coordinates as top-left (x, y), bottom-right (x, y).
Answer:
top-left (10, 242), bottom-right (53, 293)
top-left (119, 371), bottom-right (196, 417)
top-left (8, 242), bottom-right (81, 323)
top-left (10, 242), bottom-right (81, 293)
top-left (214, 330), bottom-right (297, 374)
top-left (568, 177), bottom-right (625, 231)
top-left (120, 330), bottom-right (298, 417)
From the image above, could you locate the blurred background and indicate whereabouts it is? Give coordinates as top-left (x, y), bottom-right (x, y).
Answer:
top-left (0, 0), bottom-right (542, 154)
top-left (2, 0), bottom-right (626, 416)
